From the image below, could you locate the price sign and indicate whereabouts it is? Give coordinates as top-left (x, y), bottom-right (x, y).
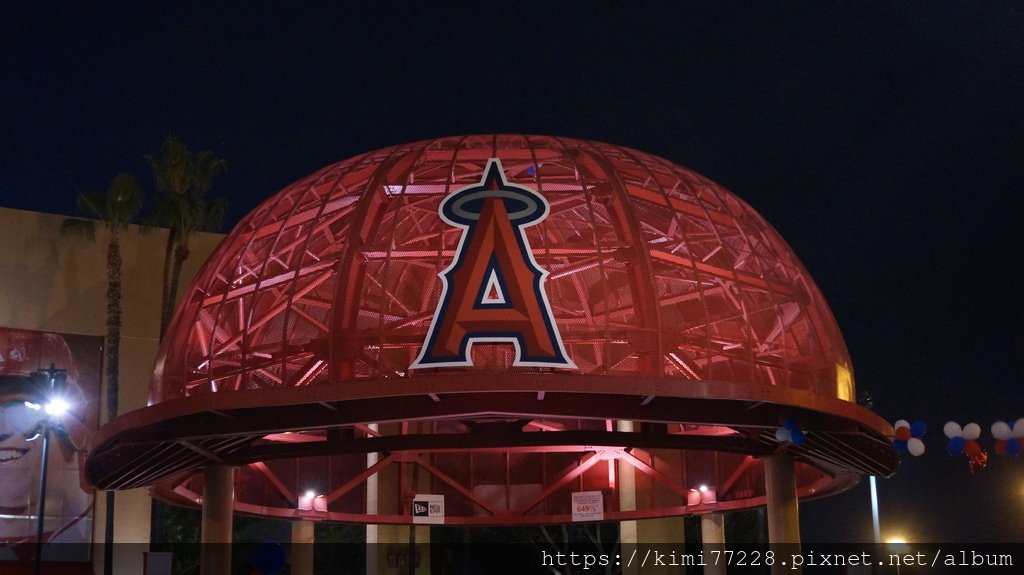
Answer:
top-left (571, 491), bottom-right (604, 522)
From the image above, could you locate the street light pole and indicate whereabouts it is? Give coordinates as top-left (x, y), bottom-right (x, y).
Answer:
top-left (31, 365), bottom-right (68, 575)
top-left (32, 420), bottom-right (52, 575)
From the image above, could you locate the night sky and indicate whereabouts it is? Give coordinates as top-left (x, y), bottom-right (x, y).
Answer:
top-left (3, 3), bottom-right (1023, 543)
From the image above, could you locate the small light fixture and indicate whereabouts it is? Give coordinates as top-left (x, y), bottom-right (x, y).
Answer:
top-left (688, 484), bottom-right (717, 505)
top-left (298, 490), bottom-right (327, 513)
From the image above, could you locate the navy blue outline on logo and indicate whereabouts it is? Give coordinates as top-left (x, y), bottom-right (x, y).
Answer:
top-left (474, 255), bottom-right (512, 309)
top-left (410, 159), bottom-right (576, 369)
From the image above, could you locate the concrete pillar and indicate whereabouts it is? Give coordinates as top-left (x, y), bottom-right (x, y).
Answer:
top-left (637, 516), bottom-right (683, 544)
top-left (763, 455), bottom-right (800, 575)
top-left (200, 463), bottom-right (234, 575)
top-left (375, 524), bottom-right (429, 574)
top-left (636, 447), bottom-right (685, 545)
top-left (631, 517), bottom-right (687, 574)
top-left (370, 423), bottom-right (429, 573)
top-left (291, 520), bottom-right (315, 575)
top-left (617, 421), bottom-right (640, 574)
top-left (635, 447), bottom-right (686, 571)
top-left (701, 513), bottom-right (726, 575)
top-left (366, 424), bottom-right (380, 575)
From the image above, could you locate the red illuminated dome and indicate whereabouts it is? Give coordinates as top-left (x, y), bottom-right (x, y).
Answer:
top-left (87, 135), bottom-right (896, 524)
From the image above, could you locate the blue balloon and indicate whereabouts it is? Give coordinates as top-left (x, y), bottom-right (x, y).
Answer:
top-left (910, 421), bottom-right (927, 438)
top-left (947, 436), bottom-right (966, 454)
top-left (1007, 439), bottom-right (1021, 456)
top-left (790, 428), bottom-right (806, 445)
top-left (253, 542), bottom-right (286, 575)
top-left (783, 418), bottom-right (800, 432)
top-left (893, 439), bottom-right (908, 452)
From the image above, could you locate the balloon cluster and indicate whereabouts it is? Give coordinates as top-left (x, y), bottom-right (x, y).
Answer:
top-left (944, 421), bottom-right (987, 473)
top-left (892, 420), bottom-right (926, 456)
top-left (774, 417), bottom-right (806, 445)
top-left (991, 419), bottom-right (1024, 456)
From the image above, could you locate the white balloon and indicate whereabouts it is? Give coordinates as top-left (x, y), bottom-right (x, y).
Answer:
top-left (775, 427), bottom-right (792, 442)
top-left (894, 419), bottom-right (910, 429)
top-left (1014, 418), bottom-right (1024, 438)
top-left (963, 423), bottom-right (981, 440)
top-left (943, 421), bottom-right (962, 439)
top-left (907, 437), bottom-right (925, 456)
top-left (991, 421), bottom-right (1012, 441)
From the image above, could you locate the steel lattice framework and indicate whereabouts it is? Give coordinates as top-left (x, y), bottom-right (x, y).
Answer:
top-left (86, 135), bottom-right (897, 525)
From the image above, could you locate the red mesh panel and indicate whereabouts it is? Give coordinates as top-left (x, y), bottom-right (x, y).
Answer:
top-left (153, 135), bottom-right (852, 401)
top-left (117, 135), bottom-right (890, 525)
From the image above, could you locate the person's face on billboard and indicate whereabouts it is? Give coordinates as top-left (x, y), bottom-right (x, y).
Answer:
top-left (0, 400), bottom-right (44, 510)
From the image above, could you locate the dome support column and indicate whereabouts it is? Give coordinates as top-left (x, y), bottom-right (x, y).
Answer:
top-left (200, 463), bottom-right (235, 575)
top-left (701, 512), bottom-right (726, 575)
top-left (617, 420), bottom-right (638, 570)
top-left (763, 455), bottom-right (800, 574)
top-left (291, 520), bottom-right (315, 575)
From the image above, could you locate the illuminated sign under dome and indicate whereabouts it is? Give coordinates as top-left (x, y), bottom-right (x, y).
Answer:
top-left (85, 135), bottom-right (897, 525)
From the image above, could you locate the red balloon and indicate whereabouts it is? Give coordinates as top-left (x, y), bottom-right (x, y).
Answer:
top-left (965, 439), bottom-right (982, 457)
top-left (895, 427), bottom-right (911, 441)
top-left (995, 440), bottom-right (1007, 455)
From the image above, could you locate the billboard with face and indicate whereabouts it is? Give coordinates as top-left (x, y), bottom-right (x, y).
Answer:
top-left (0, 327), bottom-right (102, 560)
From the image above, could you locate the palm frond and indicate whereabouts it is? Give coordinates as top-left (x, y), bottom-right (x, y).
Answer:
top-left (59, 218), bottom-right (97, 240)
top-left (105, 172), bottom-right (143, 232)
top-left (76, 192), bottom-right (106, 220)
top-left (192, 150), bottom-right (226, 194)
top-left (203, 196), bottom-right (229, 232)
top-left (65, 172), bottom-right (143, 235)
top-left (147, 136), bottom-right (190, 195)
top-left (148, 136), bottom-right (227, 236)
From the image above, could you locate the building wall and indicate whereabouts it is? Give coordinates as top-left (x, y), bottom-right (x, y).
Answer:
top-left (0, 206), bottom-right (223, 568)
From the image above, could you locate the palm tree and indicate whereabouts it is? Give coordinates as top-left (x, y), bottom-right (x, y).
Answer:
top-left (61, 172), bottom-right (143, 575)
top-left (146, 136), bottom-right (226, 337)
top-left (146, 138), bottom-right (225, 553)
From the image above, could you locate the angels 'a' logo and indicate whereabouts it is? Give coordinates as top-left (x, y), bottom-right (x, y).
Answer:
top-left (410, 159), bottom-right (576, 369)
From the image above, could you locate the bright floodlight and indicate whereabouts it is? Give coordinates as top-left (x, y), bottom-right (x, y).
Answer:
top-left (304, 490), bottom-right (316, 499)
top-left (44, 397), bottom-right (71, 417)
top-left (698, 484), bottom-right (709, 493)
